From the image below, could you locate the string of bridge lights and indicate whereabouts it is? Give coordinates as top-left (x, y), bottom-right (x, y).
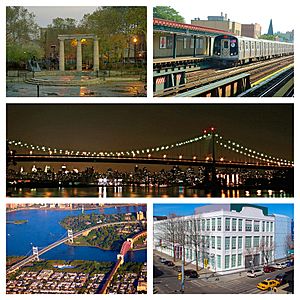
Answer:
top-left (7, 131), bottom-right (293, 166)
top-left (7, 133), bottom-right (210, 158)
top-left (215, 135), bottom-right (293, 166)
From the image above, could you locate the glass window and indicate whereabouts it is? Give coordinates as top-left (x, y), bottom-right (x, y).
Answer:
top-left (245, 236), bottom-right (252, 249)
top-left (238, 254), bottom-right (242, 266)
top-left (262, 221), bottom-right (265, 232)
top-left (238, 219), bottom-right (243, 231)
top-left (217, 218), bottom-right (222, 231)
top-left (238, 236), bottom-right (243, 249)
top-left (245, 219), bottom-right (252, 232)
top-left (232, 237), bottom-right (237, 249)
top-left (266, 222), bottom-right (269, 232)
top-left (270, 222), bottom-right (273, 232)
top-left (212, 218), bottom-right (216, 231)
top-left (217, 255), bottom-right (221, 269)
top-left (225, 237), bottom-right (230, 250)
top-left (211, 236), bottom-right (215, 249)
top-left (224, 40), bottom-right (229, 48)
top-left (202, 219), bottom-right (205, 231)
top-left (225, 255), bottom-right (230, 269)
top-left (207, 219), bottom-right (210, 231)
top-left (254, 236), bottom-right (260, 247)
top-left (254, 220), bottom-right (260, 232)
top-left (232, 218), bottom-right (237, 231)
top-left (225, 218), bottom-right (230, 231)
top-left (217, 236), bottom-right (221, 250)
top-left (232, 254), bottom-right (236, 268)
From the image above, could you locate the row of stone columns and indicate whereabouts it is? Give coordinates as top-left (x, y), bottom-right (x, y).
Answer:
top-left (58, 37), bottom-right (99, 72)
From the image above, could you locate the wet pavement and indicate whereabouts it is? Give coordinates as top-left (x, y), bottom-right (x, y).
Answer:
top-left (6, 79), bottom-right (146, 97)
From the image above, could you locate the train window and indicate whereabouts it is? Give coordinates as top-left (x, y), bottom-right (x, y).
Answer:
top-left (183, 38), bottom-right (187, 49)
top-left (223, 41), bottom-right (229, 48)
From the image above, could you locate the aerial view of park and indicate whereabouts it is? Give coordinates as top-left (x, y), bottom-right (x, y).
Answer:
top-left (6, 6), bottom-right (147, 97)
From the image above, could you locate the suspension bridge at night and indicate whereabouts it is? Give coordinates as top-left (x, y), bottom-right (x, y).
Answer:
top-left (7, 128), bottom-right (293, 170)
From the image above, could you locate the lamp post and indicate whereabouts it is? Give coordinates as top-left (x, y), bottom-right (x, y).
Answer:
top-left (133, 37), bottom-right (138, 65)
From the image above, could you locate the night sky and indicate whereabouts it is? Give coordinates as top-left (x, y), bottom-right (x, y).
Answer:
top-left (7, 104), bottom-right (293, 170)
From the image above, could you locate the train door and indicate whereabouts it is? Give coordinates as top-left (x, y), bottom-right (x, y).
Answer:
top-left (221, 39), bottom-right (230, 58)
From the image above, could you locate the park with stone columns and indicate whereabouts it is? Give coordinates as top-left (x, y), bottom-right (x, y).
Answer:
top-left (6, 6), bottom-right (147, 97)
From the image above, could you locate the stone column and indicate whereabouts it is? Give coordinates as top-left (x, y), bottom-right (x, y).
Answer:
top-left (59, 39), bottom-right (65, 71)
top-left (93, 39), bottom-right (99, 71)
top-left (76, 38), bottom-right (82, 71)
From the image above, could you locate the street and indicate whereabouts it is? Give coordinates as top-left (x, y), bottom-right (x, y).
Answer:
top-left (154, 252), bottom-right (293, 294)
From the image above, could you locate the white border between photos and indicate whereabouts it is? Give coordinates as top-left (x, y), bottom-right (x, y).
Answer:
top-left (1, 0), bottom-right (298, 299)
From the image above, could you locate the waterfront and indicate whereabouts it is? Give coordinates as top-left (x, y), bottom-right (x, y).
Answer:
top-left (7, 185), bottom-right (293, 198)
top-left (6, 206), bottom-right (147, 263)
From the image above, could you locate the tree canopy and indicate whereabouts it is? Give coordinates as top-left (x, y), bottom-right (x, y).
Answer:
top-left (153, 6), bottom-right (185, 23)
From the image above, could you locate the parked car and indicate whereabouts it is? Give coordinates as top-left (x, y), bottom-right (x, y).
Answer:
top-left (275, 273), bottom-right (288, 285)
top-left (263, 265), bottom-right (276, 273)
top-left (184, 269), bottom-right (199, 278)
top-left (286, 260), bottom-right (294, 267)
top-left (272, 262), bottom-right (287, 269)
top-left (167, 261), bottom-right (175, 267)
top-left (160, 258), bottom-right (167, 263)
top-left (247, 269), bottom-right (264, 278)
top-left (257, 279), bottom-right (280, 291)
top-left (173, 266), bottom-right (182, 272)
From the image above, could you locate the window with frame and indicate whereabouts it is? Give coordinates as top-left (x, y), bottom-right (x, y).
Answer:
top-left (262, 221), bottom-right (265, 232)
top-left (212, 218), bottom-right (216, 231)
top-left (270, 222), bottom-right (273, 232)
top-left (238, 236), bottom-right (243, 249)
top-left (245, 219), bottom-right (252, 232)
top-left (225, 218), bottom-right (230, 231)
top-left (238, 219), bottom-right (243, 231)
top-left (225, 237), bottom-right (230, 250)
top-left (202, 219), bottom-right (205, 231)
top-left (245, 236), bottom-right (252, 249)
top-left (217, 236), bottom-right (221, 250)
top-left (254, 236), bottom-right (260, 247)
top-left (206, 219), bottom-right (210, 231)
top-left (217, 255), bottom-right (221, 268)
top-left (238, 254), bottom-right (242, 266)
top-left (266, 222), bottom-right (269, 232)
top-left (225, 255), bottom-right (230, 269)
top-left (232, 218), bottom-right (237, 231)
top-left (232, 254), bottom-right (236, 268)
top-left (211, 236), bottom-right (215, 249)
top-left (254, 220), bottom-right (260, 232)
top-left (232, 237), bottom-right (237, 249)
top-left (217, 218), bottom-right (222, 231)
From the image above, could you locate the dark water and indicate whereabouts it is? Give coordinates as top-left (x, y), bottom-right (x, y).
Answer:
top-left (7, 186), bottom-right (292, 198)
top-left (6, 206), bottom-right (146, 263)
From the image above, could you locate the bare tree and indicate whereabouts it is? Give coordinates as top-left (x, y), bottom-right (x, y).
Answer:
top-left (259, 238), bottom-right (275, 265)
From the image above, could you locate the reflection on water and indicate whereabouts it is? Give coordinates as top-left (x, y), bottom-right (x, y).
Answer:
top-left (7, 186), bottom-right (292, 198)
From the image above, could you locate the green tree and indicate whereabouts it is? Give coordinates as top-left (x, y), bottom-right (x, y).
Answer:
top-left (6, 7), bottom-right (43, 66)
top-left (6, 6), bottom-right (40, 44)
top-left (259, 34), bottom-right (276, 41)
top-left (153, 6), bottom-right (185, 23)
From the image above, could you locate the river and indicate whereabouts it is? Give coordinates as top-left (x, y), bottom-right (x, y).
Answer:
top-left (6, 206), bottom-right (147, 263)
top-left (7, 185), bottom-right (293, 198)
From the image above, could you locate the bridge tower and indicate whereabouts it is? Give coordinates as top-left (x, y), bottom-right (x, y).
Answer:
top-left (67, 229), bottom-right (74, 243)
top-left (127, 238), bottom-right (134, 249)
top-left (117, 254), bottom-right (124, 265)
top-left (32, 246), bottom-right (39, 261)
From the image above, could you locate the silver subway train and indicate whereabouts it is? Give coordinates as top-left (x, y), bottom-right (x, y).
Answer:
top-left (213, 34), bottom-right (294, 66)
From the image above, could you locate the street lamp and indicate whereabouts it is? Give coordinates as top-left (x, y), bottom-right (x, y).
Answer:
top-left (133, 37), bottom-right (138, 64)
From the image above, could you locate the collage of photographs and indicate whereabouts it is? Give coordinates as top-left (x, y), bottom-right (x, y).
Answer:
top-left (3, 0), bottom-right (295, 297)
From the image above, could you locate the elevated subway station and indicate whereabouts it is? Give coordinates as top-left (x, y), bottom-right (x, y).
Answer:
top-left (153, 18), bottom-right (232, 93)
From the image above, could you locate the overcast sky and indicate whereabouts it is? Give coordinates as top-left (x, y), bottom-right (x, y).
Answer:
top-left (24, 6), bottom-right (98, 27)
top-left (170, 0), bottom-right (295, 33)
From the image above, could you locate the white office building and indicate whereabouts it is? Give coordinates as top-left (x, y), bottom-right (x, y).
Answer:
top-left (154, 204), bottom-right (281, 275)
